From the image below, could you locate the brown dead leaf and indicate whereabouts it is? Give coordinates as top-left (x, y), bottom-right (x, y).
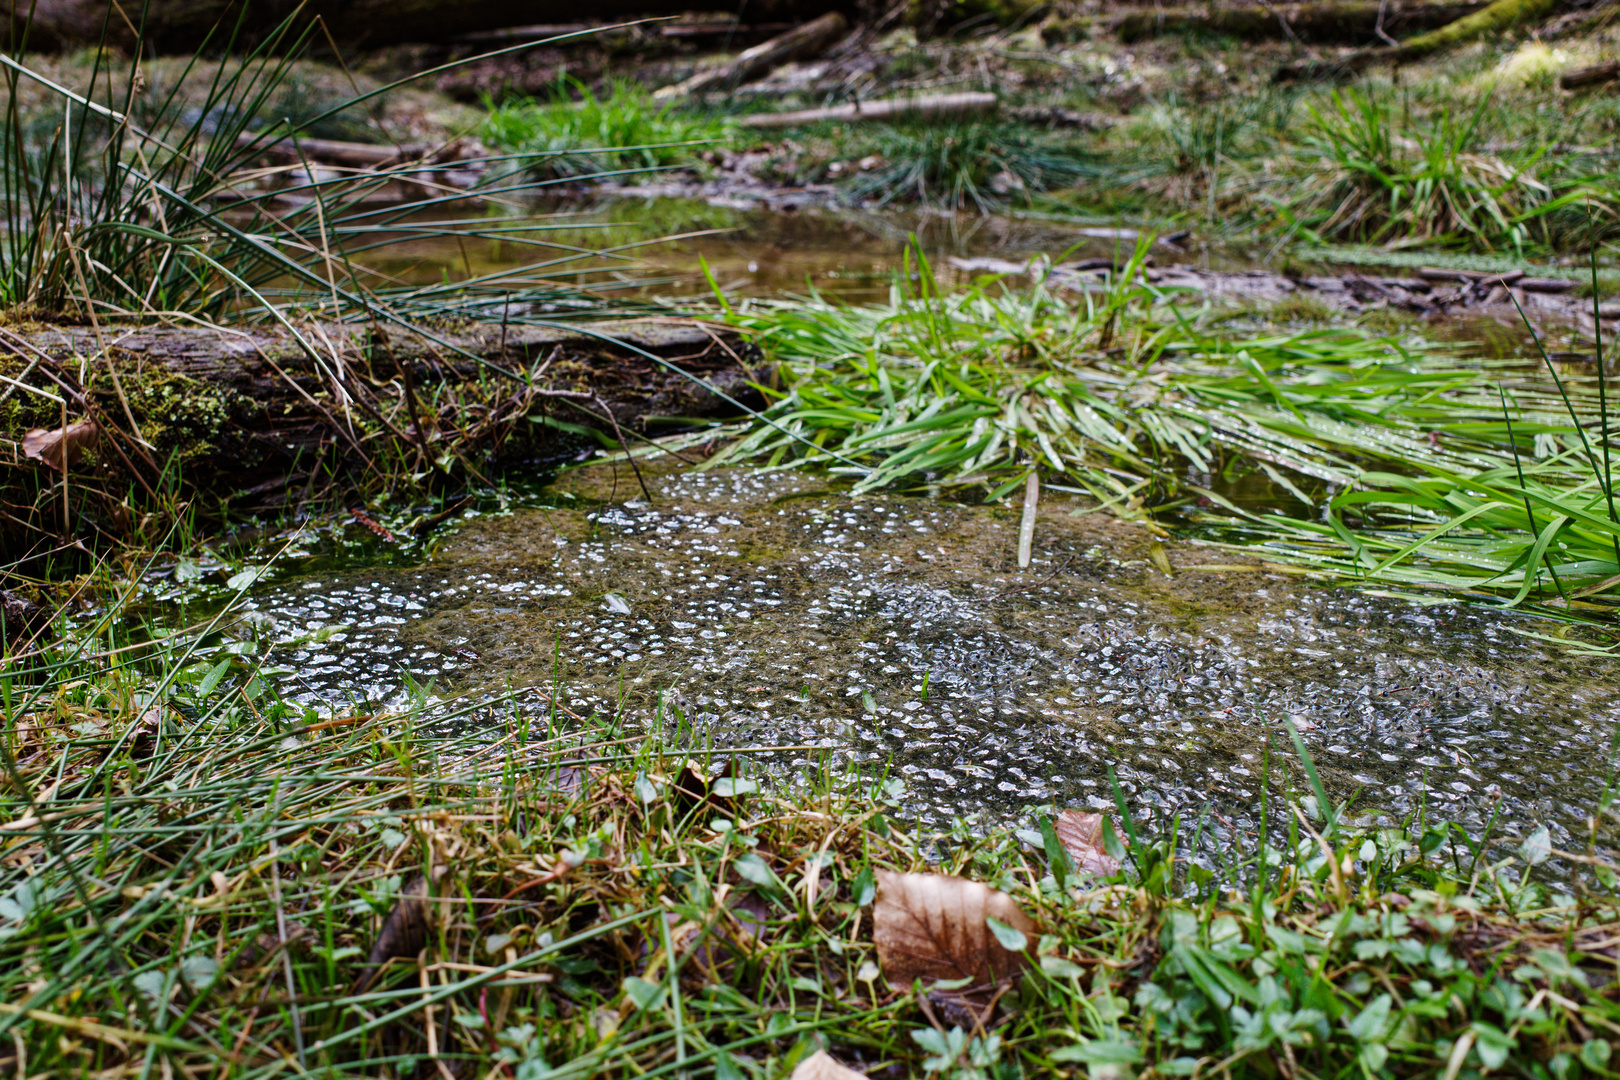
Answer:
top-left (234, 921), bottom-right (313, 970)
top-left (1055, 810), bottom-right (1121, 878)
top-left (791, 1051), bottom-right (867, 1080)
top-left (874, 870), bottom-right (1036, 991)
top-left (354, 874), bottom-right (429, 991)
top-left (127, 706), bottom-right (163, 758)
top-left (22, 419), bottom-right (98, 471)
top-left (672, 758), bottom-right (734, 819)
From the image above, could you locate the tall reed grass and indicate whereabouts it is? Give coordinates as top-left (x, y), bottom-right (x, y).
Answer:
top-left (0, 18), bottom-right (644, 330)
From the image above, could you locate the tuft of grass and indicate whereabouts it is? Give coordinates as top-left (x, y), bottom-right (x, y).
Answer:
top-left (841, 121), bottom-right (1091, 211)
top-left (1194, 283), bottom-right (1620, 616)
top-left (1279, 87), bottom-right (1620, 254)
top-left (479, 79), bottom-right (730, 181)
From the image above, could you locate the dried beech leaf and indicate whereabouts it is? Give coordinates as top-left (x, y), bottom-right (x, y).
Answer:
top-left (22, 419), bottom-right (98, 471)
top-left (1055, 810), bottom-right (1121, 878)
top-left (672, 759), bottom-right (734, 818)
top-left (874, 870), bottom-right (1036, 990)
top-left (354, 874), bottom-right (429, 991)
top-left (792, 1051), bottom-right (868, 1080)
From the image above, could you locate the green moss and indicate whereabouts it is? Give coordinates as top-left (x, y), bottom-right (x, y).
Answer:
top-left (0, 352), bottom-right (237, 470)
top-left (118, 362), bottom-right (237, 469)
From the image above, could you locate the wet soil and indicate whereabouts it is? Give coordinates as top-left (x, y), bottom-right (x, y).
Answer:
top-left (233, 457), bottom-right (1620, 862)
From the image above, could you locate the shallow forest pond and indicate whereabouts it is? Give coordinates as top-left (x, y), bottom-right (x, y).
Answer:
top-left (179, 455), bottom-right (1620, 873)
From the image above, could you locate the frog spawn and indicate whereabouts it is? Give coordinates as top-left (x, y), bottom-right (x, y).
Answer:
top-left (237, 465), bottom-right (1620, 859)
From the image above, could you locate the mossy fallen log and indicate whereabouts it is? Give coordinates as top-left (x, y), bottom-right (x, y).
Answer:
top-left (1115, 0), bottom-right (1490, 44)
top-left (0, 317), bottom-right (757, 551)
top-left (1275, 0), bottom-right (1565, 79)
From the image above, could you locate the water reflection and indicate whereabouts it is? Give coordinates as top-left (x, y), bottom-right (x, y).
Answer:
top-left (354, 198), bottom-right (1281, 303)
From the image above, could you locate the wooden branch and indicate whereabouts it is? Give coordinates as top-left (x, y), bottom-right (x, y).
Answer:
top-left (1561, 59), bottom-right (1620, 89)
top-left (738, 92), bottom-right (999, 128)
top-left (652, 12), bottom-right (849, 99)
top-left (447, 21), bottom-right (796, 45)
top-left (237, 134), bottom-right (485, 169)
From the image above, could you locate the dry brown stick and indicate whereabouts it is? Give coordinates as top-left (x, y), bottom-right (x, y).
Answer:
top-left (371, 325), bottom-right (434, 472)
top-left (653, 12), bottom-right (848, 99)
top-left (62, 241), bottom-right (159, 477)
top-left (739, 91), bottom-right (999, 128)
top-left (590, 394), bottom-right (654, 504)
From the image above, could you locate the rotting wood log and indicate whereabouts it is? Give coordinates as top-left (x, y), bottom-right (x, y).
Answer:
top-left (1561, 59), bottom-right (1620, 89)
top-left (653, 12), bottom-right (849, 99)
top-left (738, 91), bottom-right (998, 128)
top-left (449, 20), bottom-right (798, 45)
top-left (3, 0), bottom-right (850, 52)
top-left (1275, 0), bottom-right (1566, 80)
top-left (907, 0), bottom-right (1048, 38)
top-left (0, 317), bottom-right (758, 543)
top-left (1115, 0), bottom-right (1490, 44)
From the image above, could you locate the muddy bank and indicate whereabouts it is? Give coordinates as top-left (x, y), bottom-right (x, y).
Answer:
top-left (0, 317), bottom-right (756, 550)
top-left (227, 457), bottom-right (1620, 858)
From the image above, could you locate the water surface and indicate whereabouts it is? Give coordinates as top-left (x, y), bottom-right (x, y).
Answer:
top-left (232, 459), bottom-right (1620, 864)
